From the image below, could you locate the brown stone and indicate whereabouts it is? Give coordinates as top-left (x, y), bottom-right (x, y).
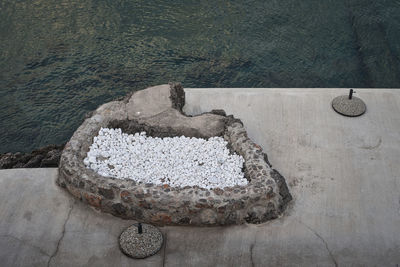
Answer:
top-left (83, 193), bottom-right (102, 208)
top-left (139, 201), bottom-right (152, 209)
top-left (195, 203), bottom-right (211, 209)
top-left (152, 213), bottom-right (172, 224)
top-left (253, 143), bottom-right (261, 149)
top-left (120, 190), bottom-right (132, 203)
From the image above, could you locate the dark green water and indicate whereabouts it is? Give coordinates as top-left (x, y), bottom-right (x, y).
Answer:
top-left (1, 0), bottom-right (400, 153)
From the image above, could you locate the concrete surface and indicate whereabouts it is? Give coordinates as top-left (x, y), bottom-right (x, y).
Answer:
top-left (1, 88), bottom-right (400, 266)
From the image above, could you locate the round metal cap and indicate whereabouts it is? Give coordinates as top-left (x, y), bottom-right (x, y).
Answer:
top-left (119, 223), bottom-right (163, 259)
top-left (332, 95), bottom-right (366, 117)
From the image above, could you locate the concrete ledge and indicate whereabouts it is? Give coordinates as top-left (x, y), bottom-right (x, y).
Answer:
top-left (1, 88), bottom-right (400, 266)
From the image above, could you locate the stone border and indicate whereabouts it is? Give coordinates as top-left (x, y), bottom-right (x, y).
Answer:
top-left (57, 84), bottom-right (292, 225)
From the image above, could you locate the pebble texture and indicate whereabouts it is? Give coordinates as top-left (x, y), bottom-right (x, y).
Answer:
top-left (57, 83), bottom-right (292, 225)
top-left (332, 95), bottom-right (366, 117)
top-left (84, 128), bottom-right (247, 189)
top-left (119, 223), bottom-right (163, 259)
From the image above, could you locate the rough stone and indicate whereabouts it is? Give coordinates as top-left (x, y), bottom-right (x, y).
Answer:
top-left (0, 144), bottom-right (64, 169)
top-left (57, 84), bottom-right (292, 225)
top-left (245, 205), bottom-right (269, 224)
top-left (199, 209), bottom-right (217, 224)
top-left (112, 203), bottom-right (127, 216)
top-left (120, 190), bottom-right (132, 202)
top-left (83, 193), bottom-right (102, 208)
top-left (270, 169), bottom-right (293, 210)
top-left (98, 187), bottom-right (114, 200)
top-left (151, 213), bottom-right (172, 224)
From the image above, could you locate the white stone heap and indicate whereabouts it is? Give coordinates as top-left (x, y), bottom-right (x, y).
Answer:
top-left (84, 128), bottom-right (247, 189)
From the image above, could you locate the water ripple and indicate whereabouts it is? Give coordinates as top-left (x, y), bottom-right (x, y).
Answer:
top-left (1, 0), bottom-right (400, 152)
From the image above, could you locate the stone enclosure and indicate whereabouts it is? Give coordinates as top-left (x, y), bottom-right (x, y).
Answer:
top-left (57, 84), bottom-right (292, 225)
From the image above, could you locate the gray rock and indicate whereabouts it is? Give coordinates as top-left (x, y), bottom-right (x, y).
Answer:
top-left (0, 144), bottom-right (64, 169)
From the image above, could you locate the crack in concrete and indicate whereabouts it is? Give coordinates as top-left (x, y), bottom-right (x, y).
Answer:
top-left (162, 231), bottom-right (167, 267)
top-left (249, 243), bottom-right (255, 267)
top-left (0, 234), bottom-right (50, 257)
top-left (47, 202), bottom-right (74, 267)
top-left (298, 220), bottom-right (338, 267)
top-left (249, 232), bottom-right (257, 267)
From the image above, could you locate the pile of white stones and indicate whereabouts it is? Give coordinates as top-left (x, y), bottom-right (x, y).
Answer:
top-left (84, 128), bottom-right (247, 189)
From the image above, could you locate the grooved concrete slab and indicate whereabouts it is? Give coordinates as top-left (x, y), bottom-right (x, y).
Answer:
top-left (1, 88), bottom-right (400, 266)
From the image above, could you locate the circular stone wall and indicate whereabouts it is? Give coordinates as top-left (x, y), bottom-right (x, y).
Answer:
top-left (57, 83), bottom-right (292, 225)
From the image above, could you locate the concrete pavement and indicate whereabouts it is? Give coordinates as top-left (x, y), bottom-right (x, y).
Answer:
top-left (1, 88), bottom-right (400, 266)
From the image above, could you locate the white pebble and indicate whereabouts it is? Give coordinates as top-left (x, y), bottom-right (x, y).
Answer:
top-left (84, 128), bottom-right (247, 189)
